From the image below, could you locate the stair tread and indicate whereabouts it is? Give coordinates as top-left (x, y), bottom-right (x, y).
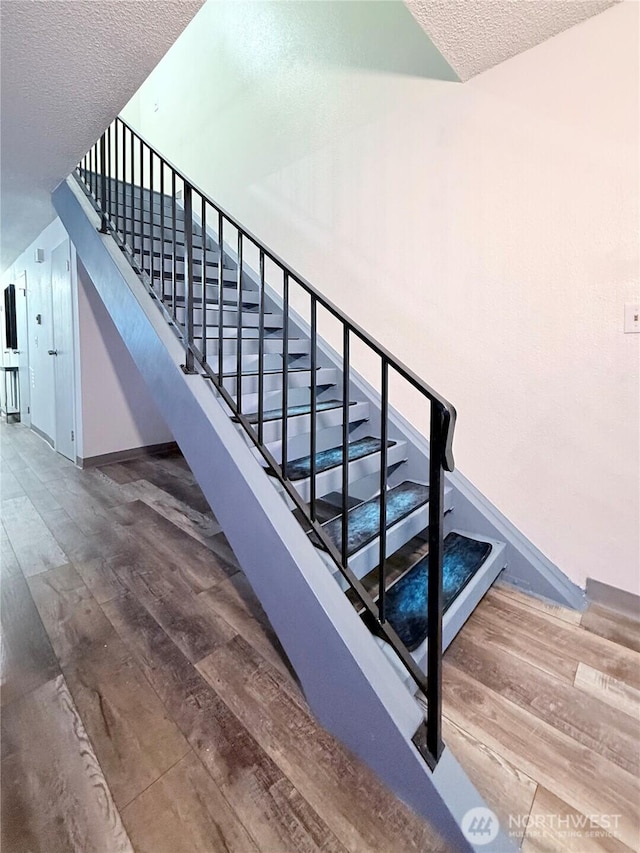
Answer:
top-left (223, 366), bottom-right (315, 377)
top-left (154, 271), bottom-right (236, 284)
top-left (244, 399), bottom-right (350, 424)
top-left (385, 532), bottom-right (493, 651)
top-left (321, 480), bottom-right (430, 557)
top-left (287, 437), bottom-right (396, 481)
top-left (172, 300), bottom-right (259, 310)
top-left (142, 248), bottom-right (232, 266)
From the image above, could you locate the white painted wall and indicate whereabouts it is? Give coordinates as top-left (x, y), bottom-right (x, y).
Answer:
top-left (1, 218), bottom-right (173, 462)
top-left (75, 259), bottom-right (173, 461)
top-left (122, 0), bottom-right (639, 595)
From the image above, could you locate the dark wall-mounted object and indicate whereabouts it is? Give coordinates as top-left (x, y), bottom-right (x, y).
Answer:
top-left (4, 284), bottom-right (17, 351)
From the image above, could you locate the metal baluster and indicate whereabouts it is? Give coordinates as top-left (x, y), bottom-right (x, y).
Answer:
top-left (159, 160), bottom-right (165, 304)
top-left (236, 232), bottom-right (243, 410)
top-left (378, 359), bottom-right (389, 623)
top-left (139, 138), bottom-right (144, 272)
top-left (426, 403), bottom-right (445, 763)
top-left (99, 135), bottom-right (108, 233)
top-left (257, 250), bottom-right (265, 444)
top-left (114, 121), bottom-right (119, 235)
top-left (184, 184), bottom-right (195, 372)
top-left (107, 124), bottom-right (112, 222)
top-left (281, 272), bottom-right (289, 477)
top-left (217, 213), bottom-right (224, 383)
top-left (121, 124), bottom-right (128, 250)
top-left (149, 150), bottom-right (155, 288)
top-left (95, 143), bottom-right (99, 201)
top-left (201, 197), bottom-right (207, 362)
top-left (341, 326), bottom-right (350, 567)
top-left (130, 128), bottom-right (135, 262)
top-left (309, 296), bottom-right (317, 521)
top-left (172, 172), bottom-right (177, 320)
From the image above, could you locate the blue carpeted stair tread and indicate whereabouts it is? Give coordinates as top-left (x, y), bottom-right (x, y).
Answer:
top-left (245, 399), bottom-right (353, 424)
top-left (287, 437), bottom-right (396, 481)
top-left (322, 480), bottom-right (429, 556)
top-left (385, 532), bottom-right (492, 651)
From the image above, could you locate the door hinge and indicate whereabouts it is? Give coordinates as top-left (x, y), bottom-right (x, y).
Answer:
top-left (71, 430), bottom-right (74, 442)
top-left (66, 260), bottom-right (70, 272)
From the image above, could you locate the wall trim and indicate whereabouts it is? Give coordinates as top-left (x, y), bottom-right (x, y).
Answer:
top-left (77, 440), bottom-right (179, 469)
top-left (586, 578), bottom-right (640, 620)
top-left (31, 422), bottom-right (54, 448)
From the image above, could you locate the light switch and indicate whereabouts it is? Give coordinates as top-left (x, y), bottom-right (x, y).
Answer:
top-left (624, 302), bottom-right (640, 334)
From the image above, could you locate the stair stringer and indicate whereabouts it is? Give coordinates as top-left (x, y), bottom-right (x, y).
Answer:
top-left (55, 175), bottom-right (517, 853)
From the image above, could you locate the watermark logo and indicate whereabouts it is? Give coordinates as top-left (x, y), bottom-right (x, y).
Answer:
top-left (461, 807), bottom-right (500, 845)
top-left (508, 812), bottom-right (623, 840)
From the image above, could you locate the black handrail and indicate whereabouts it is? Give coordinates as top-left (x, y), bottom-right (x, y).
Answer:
top-left (75, 117), bottom-right (458, 769)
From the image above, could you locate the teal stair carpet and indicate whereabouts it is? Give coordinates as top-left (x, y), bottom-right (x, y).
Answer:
top-left (287, 437), bottom-right (396, 481)
top-left (322, 481), bottom-right (429, 556)
top-left (385, 532), bottom-right (492, 651)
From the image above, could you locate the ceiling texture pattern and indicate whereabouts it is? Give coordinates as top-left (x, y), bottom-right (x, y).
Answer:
top-left (0, 0), bottom-right (204, 271)
top-left (404, 0), bottom-right (618, 81)
top-left (1, 0), bottom-right (619, 271)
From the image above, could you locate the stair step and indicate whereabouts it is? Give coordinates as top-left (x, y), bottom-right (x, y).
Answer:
top-left (187, 309), bottom-right (283, 329)
top-left (320, 480), bottom-right (429, 558)
top-left (174, 299), bottom-right (262, 320)
top-left (196, 336), bottom-right (308, 357)
top-left (114, 197), bottom-right (179, 214)
top-left (225, 367), bottom-right (338, 398)
top-left (217, 353), bottom-right (308, 374)
top-left (346, 533), bottom-right (430, 610)
top-left (141, 248), bottom-right (232, 268)
top-left (131, 235), bottom-right (214, 252)
top-left (224, 365), bottom-right (315, 377)
top-left (127, 219), bottom-right (203, 237)
top-left (111, 208), bottom-right (184, 228)
top-left (242, 400), bottom-right (369, 445)
top-left (382, 532), bottom-right (493, 652)
top-left (287, 437), bottom-right (396, 481)
top-left (155, 268), bottom-right (240, 286)
top-left (243, 399), bottom-right (349, 425)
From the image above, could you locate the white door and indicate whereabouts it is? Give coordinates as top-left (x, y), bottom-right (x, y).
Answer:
top-left (50, 241), bottom-right (75, 461)
top-left (15, 271), bottom-right (30, 426)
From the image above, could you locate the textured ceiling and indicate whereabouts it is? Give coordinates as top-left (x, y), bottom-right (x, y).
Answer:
top-left (0, 0), bottom-right (204, 272)
top-left (404, 0), bottom-right (618, 81)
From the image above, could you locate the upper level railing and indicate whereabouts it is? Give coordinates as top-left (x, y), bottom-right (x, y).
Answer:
top-left (76, 117), bottom-right (457, 767)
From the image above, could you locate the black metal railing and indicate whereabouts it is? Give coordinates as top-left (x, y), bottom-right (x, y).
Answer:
top-left (75, 117), bottom-right (457, 768)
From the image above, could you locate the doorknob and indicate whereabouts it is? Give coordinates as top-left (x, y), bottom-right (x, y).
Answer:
top-left (47, 349), bottom-right (58, 356)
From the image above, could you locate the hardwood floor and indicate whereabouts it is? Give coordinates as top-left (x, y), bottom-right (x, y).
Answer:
top-left (441, 587), bottom-right (640, 852)
top-left (1, 421), bottom-right (638, 852)
top-left (0, 424), bottom-right (447, 853)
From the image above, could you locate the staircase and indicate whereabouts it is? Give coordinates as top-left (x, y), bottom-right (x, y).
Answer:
top-left (77, 122), bottom-right (507, 730)
top-left (52, 117), bottom-right (580, 851)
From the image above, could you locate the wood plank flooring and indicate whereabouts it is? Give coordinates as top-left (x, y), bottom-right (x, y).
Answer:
top-left (0, 424), bottom-right (447, 852)
top-left (442, 586), bottom-right (640, 851)
top-left (2, 421), bottom-right (639, 852)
